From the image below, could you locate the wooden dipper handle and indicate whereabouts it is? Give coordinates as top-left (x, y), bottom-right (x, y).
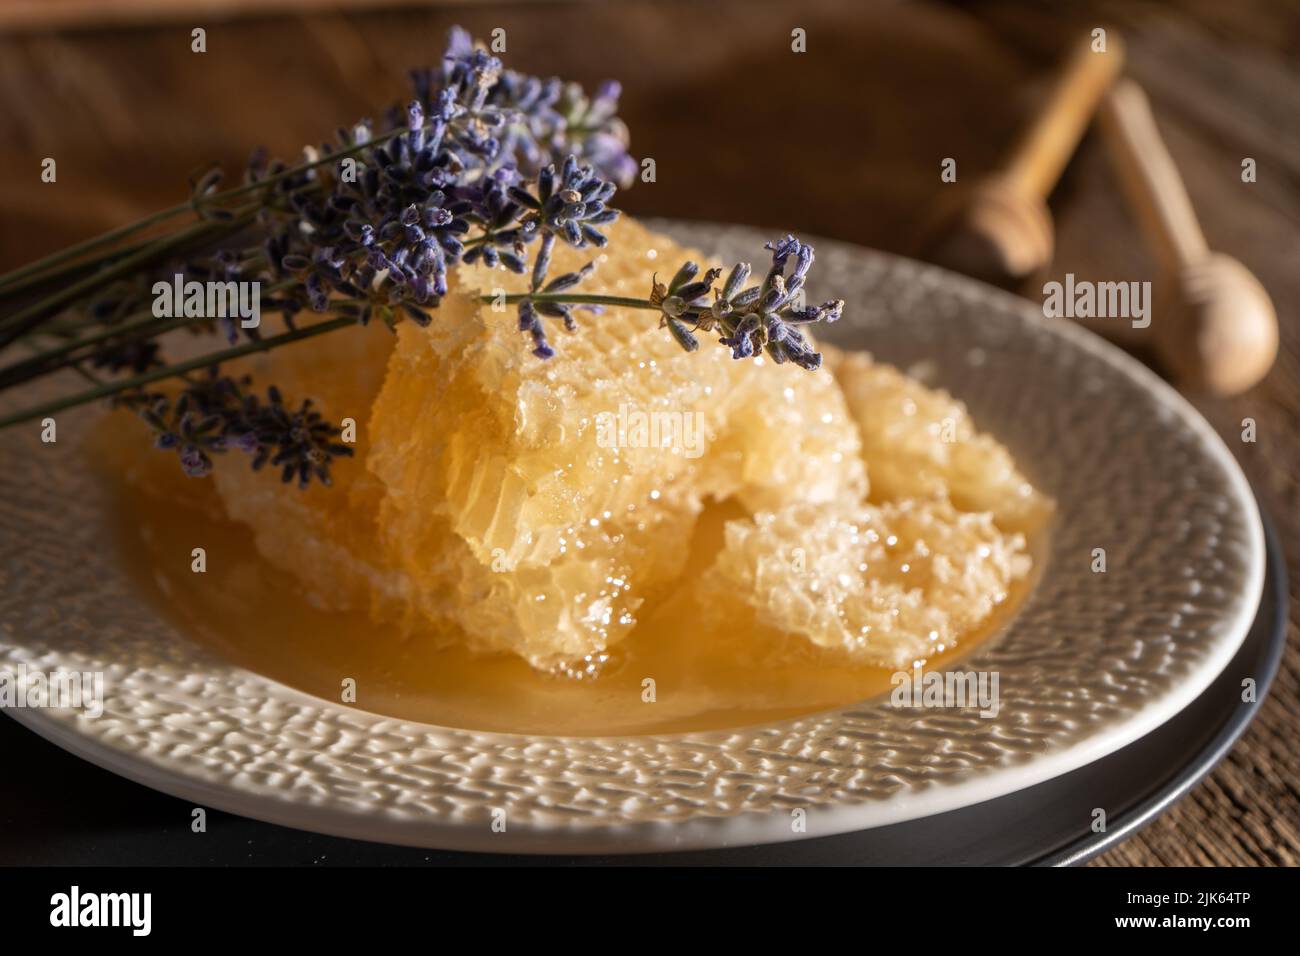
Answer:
top-left (1002, 31), bottom-right (1126, 201)
top-left (918, 32), bottom-right (1124, 284)
top-left (1099, 79), bottom-right (1277, 395)
top-left (1098, 80), bottom-right (1209, 272)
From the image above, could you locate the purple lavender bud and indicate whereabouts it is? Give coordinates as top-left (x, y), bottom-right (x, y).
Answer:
top-left (508, 185), bottom-right (541, 210)
top-left (531, 234), bottom-right (555, 291)
top-left (722, 262), bottom-right (751, 301)
top-left (674, 269), bottom-right (720, 304)
top-left (543, 270), bottom-right (585, 293)
top-left (791, 348), bottom-right (823, 371)
top-left (518, 299), bottom-right (539, 333)
top-left (765, 317), bottom-right (793, 346)
top-left (437, 233), bottom-right (463, 257)
top-left (403, 303), bottom-right (434, 326)
top-left (668, 261), bottom-right (699, 295)
top-left (793, 243), bottom-right (814, 280)
top-left (444, 25), bottom-right (473, 62)
top-left (433, 86), bottom-right (458, 122)
top-left (425, 207), bottom-right (453, 228)
top-left (579, 225), bottom-right (609, 247)
top-left (305, 273), bottom-right (329, 312)
top-left (179, 445), bottom-right (213, 478)
top-left (761, 277), bottom-right (788, 311)
top-left (765, 234), bottom-right (801, 267)
top-left (594, 79), bottom-right (621, 106)
top-left (665, 318), bottom-right (699, 353)
top-left (729, 336), bottom-right (755, 360)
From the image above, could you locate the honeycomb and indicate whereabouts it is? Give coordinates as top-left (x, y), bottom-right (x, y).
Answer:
top-left (700, 496), bottom-right (1033, 669)
top-left (364, 216), bottom-right (866, 668)
top-left (119, 215), bottom-right (1047, 675)
top-left (825, 345), bottom-right (1049, 533)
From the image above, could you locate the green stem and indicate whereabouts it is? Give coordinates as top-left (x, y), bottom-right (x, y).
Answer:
top-left (0, 123), bottom-right (414, 296)
top-left (0, 315), bottom-right (354, 430)
top-left (0, 290), bottom-right (668, 431)
top-left (0, 277), bottom-right (293, 388)
top-left (0, 204), bottom-right (197, 296)
top-left (0, 235), bottom-right (161, 303)
top-left (20, 339), bottom-right (102, 388)
top-left (495, 292), bottom-right (657, 310)
top-left (0, 206), bottom-right (260, 349)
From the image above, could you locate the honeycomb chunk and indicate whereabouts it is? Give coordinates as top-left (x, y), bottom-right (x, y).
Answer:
top-left (703, 497), bottom-right (1033, 669)
top-left (365, 216), bottom-right (866, 668)
top-left (825, 345), bottom-right (1048, 533)
top-left (697, 347), bottom-right (1048, 667)
top-left (155, 215), bottom-right (1044, 676)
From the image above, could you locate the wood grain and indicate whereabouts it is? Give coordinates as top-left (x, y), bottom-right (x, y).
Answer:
top-left (0, 0), bottom-right (1294, 866)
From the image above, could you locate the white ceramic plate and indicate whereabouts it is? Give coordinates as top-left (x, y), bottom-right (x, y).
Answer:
top-left (0, 221), bottom-right (1264, 854)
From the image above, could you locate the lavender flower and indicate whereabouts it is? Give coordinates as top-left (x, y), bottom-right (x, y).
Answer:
top-left (511, 154), bottom-right (619, 248)
top-left (186, 249), bottom-right (261, 343)
top-left (504, 155), bottom-right (619, 356)
top-left (418, 26), bottom-right (636, 187)
top-left (0, 25), bottom-right (847, 495)
top-left (652, 235), bottom-right (843, 370)
top-left (116, 370), bottom-right (352, 487)
top-left (228, 28), bottom-right (630, 366)
top-left (243, 386), bottom-right (354, 488)
top-left (456, 166), bottom-right (531, 272)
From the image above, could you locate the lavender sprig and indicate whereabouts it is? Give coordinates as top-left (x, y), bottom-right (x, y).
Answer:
top-left (0, 27), bottom-right (846, 491)
top-left (650, 235), bottom-right (843, 370)
top-left (506, 154), bottom-right (618, 356)
top-left (116, 368), bottom-right (353, 487)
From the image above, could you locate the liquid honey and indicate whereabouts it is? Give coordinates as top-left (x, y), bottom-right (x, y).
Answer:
top-left (110, 475), bottom-right (1028, 737)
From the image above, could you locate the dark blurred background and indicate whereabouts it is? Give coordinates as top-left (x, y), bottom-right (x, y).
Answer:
top-left (0, 0), bottom-right (1296, 866)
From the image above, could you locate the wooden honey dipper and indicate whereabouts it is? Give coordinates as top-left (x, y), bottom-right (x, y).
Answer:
top-left (1099, 79), bottom-right (1277, 395)
top-left (919, 33), bottom-right (1125, 285)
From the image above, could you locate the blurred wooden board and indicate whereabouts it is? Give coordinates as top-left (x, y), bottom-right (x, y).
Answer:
top-left (0, 0), bottom-right (520, 33)
top-left (0, 0), bottom-right (1295, 866)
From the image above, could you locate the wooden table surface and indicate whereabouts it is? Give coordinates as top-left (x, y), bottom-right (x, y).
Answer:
top-left (0, 0), bottom-right (1295, 866)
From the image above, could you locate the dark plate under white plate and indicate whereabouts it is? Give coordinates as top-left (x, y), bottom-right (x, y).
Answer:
top-left (0, 500), bottom-right (1281, 866)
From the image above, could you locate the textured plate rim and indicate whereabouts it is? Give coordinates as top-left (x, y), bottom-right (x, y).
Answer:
top-left (1034, 504), bottom-right (1286, 866)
